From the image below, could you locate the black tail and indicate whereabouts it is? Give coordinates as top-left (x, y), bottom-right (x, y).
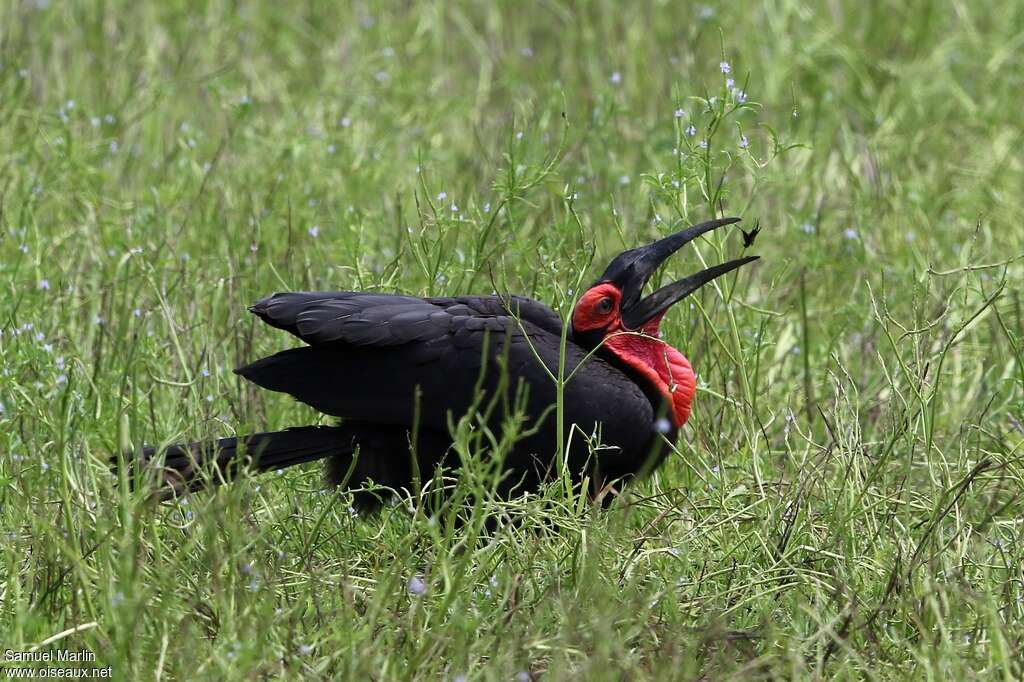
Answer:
top-left (121, 426), bottom-right (347, 500)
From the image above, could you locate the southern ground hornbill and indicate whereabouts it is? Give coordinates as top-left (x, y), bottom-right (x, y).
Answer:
top-left (128, 217), bottom-right (758, 509)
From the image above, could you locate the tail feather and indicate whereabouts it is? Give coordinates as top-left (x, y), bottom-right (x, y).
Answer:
top-left (123, 425), bottom-right (347, 499)
top-left (119, 423), bottom-right (455, 510)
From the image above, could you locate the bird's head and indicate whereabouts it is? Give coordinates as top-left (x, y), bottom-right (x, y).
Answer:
top-left (571, 217), bottom-right (758, 429)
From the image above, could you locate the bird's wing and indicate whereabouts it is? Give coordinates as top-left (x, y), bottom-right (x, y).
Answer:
top-left (248, 292), bottom-right (564, 346)
top-left (237, 292), bottom-right (654, 449)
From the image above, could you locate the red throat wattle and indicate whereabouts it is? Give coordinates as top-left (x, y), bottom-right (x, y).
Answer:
top-left (602, 319), bottom-right (696, 428)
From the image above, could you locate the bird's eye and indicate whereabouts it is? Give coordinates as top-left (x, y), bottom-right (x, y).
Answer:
top-left (596, 297), bottom-right (614, 315)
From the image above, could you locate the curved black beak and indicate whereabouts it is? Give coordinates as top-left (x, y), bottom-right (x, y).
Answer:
top-left (597, 217), bottom-right (759, 331)
top-left (619, 255), bottom-right (759, 329)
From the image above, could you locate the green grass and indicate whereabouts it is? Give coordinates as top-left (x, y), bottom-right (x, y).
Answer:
top-left (2, 1), bottom-right (1023, 679)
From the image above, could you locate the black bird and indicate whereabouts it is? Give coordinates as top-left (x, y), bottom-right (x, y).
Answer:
top-left (129, 218), bottom-right (758, 508)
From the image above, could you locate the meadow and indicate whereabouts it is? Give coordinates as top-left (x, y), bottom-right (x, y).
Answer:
top-left (2, 1), bottom-right (1023, 679)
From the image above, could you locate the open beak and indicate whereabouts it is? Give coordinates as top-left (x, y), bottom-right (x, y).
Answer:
top-left (599, 217), bottom-right (759, 331)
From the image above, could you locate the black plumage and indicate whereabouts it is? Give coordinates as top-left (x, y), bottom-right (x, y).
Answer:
top-left (232, 292), bottom-right (667, 504)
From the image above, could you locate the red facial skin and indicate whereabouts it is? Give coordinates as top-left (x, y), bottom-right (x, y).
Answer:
top-left (571, 283), bottom-right (697, 428)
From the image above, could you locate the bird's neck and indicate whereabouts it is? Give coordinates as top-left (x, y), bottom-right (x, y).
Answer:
top-left (601, 332), bottom-right (696, 428)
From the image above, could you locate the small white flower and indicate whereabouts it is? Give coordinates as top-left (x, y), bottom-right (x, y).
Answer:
top-left (655, 418), bottom-right (672, 434)
top-left (674, 108), bottom-right (685, 118)
top-left (109, 141), bottom-right (119, 153)
top-left (38, 279), bottom-right (50, 290)
top-left (801, 222), bottom-right (815, 234)
top-left (520, 46), bottom-right (534, 58)
top-left (42, 343), bottom-right (53, 353)
top-left (739, 135), bottom-right (749, 149)
top-left (482, 202), bottom-right (491, 213)
top-left (735, 90), bottom-right (747, 104)
top-left (308, 225), bottom-right (320, 238)
top-left (618, 174), bottom-right (630, 185)
top-left (685, 125), bottom-right (697, 137)
top-left (450, 203), bottom-right (459, 213)
top-left (133, 308), bottom-right (141, 318)
top-left (104, 114), bottom-right (115, 124)
top-left (726, 77), bottom-right (735, 89)
top-left (90, 117), bottom-right (100, 128)
top-left (19, 244), bottom-right (29, 254)
top-left (374, 70), bottom-right (389, 83)
top-left (298, 644), bottom-right (314, 655)
top-left (719, 60), bottom-right (731, 74)
top-left (111, 591), bottom-right (125, 606)
top-left (327, 144), bottom-right (336, 154)
top-left (205, 395), bottom-right (213, 402)
top-left (844, 228), bottom-right (859, 240)
top-left (407, 576), bottom-right (428, 596)
top-left (610, 71), bottom-right (622, 84)
top-left (699, 139), bottom-right (708, 149)
top-left (436, 191), bottom-right (447, 202)
top-left (515, 672), bottom-right (531, 682)
top-left (340, 116), bottom-right (352, 128)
